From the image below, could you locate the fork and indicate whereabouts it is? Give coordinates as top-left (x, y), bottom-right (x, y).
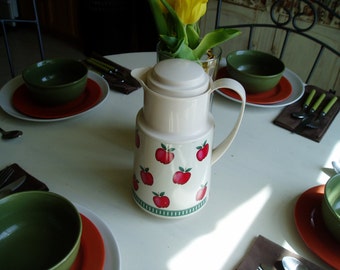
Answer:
top-left (306, 96), bottom-right (338, 129)
top-left (0, 166), bottom-right (14, 188)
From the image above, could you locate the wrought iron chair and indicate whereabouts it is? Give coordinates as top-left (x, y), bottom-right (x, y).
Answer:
top-left (0, 0), bottom-right (44, 77)
top-left (213, 0), bottom-right (340, 91)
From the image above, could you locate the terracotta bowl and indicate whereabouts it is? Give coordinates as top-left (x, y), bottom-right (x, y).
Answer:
top-left (322, 174), bottom-right (340, 242)
top-left (22, 58), bottom-right (88, 105)
top-left (226, 50), bottom-right (285, 93)
top-left (0, 191), bottom-right (82, 269)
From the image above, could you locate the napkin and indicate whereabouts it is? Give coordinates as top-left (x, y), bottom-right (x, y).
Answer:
top-left (0, 163), bottom-right (49, 194)
top-left (273, 85), bottom-right (340, 142)
top-left (84, 52), bottom-right (141, 95)
top-left (236, 235), bottom-right (324, 270)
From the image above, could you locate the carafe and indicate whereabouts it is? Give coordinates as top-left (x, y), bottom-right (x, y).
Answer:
top-left (131, 59), bottom-right (246, 218)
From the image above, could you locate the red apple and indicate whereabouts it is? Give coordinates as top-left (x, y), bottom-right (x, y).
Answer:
top-left (140, 166), bottom-right (153, 185)
top-left (132, 174), bottom-right (139, 191)
top-left (173, 167), bottom-right (192, 185)
top-left (152, 192), bottom-right (170, 208)
top-left (196, 141), bottom-right (209, 161)
top-left (196, 183), bottom-right (208, 201)
top-left (155, 143), bottom-right (175, 164)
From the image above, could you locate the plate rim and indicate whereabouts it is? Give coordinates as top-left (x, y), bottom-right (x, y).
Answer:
top-left (0, 71), bottom-right (109, 122)
top-left (71, 213), bottom-right (106, 270)
top-left (217, 67), bottom-right (305, 108)
top-left (75, 203), bottom-right (120, 270)
top-left (294, 185), bottom-right (340, 269)
top-left (218, 74), bottom-right (292, 104)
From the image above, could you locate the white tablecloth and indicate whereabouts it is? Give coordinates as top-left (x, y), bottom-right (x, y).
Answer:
top-left (1, 52), bottom-right (338, 270)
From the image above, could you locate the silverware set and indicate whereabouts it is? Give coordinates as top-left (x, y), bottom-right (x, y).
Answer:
top-left (83, 53), bottom-right (140, 94)
top-left (0, 166), bottom-right (14, 188)
top-left (256, 256), bottom-right (309, 270)
top-left (291, 89), bottom-right (338, 132)
top-left (0, 167), bottom-right (26, 198)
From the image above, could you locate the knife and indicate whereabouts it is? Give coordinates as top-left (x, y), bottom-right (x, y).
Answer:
top-left (0, 176), bottom-right (26, 198)
top-left (292, 93), bottom-right (326, 133)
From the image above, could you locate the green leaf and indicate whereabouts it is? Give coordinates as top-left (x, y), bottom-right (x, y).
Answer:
top-left (148, 0), bottom-right (168, 35)
top-left (186, 24), bottom-right (200, 49)
top-left (159, 37), bottom-right (197, 60)
top-left (159, 35), bottom-right (180, 51)
top-left (160, 0), bottom-right (187, 41)
top-left (193, 29), bottom-right (241, 59)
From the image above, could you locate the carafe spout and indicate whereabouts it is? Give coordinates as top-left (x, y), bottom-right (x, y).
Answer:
top-left (131, 67), bottom-right (151, 89)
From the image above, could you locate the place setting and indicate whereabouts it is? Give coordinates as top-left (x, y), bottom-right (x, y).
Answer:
top-left (213, 50), bottom-right (339, 142)
top-left (0, 58), bottom-right (110, 122)
top-left (236, 162), bottom-right (340, 270)
top-left (215, 50), bottom-right (305, 108)
top-left (294, 162), bottom-right (340, 269)
top-left (0, 163), bottom-right (120, 270)
top-left (274, 85), bottom-right (340, 142)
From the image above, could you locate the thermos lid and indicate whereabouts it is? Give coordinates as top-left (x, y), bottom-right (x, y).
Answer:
top-left (146, 59), bottom-right (209, 97)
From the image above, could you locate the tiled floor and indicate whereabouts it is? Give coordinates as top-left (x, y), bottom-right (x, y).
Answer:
top-left (0, 25), bottom-right (85, 88)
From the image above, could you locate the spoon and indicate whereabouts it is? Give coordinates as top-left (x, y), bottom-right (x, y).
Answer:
top-left (282, 256), bottom-right (308, 270)
top-left (0, 127), bottom-right (23, 140)
top-left (291, 89), bottom-right (316, 119)
top-left (332, 160), bottom-right (340, 174)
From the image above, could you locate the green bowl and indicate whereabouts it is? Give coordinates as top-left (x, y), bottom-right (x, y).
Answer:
top-left (226, 50), bottom-right (285, 93)
top-left (322, 174), bottom-right (340, 242)
top-left (0, 191), bottom-right (82, 270)
top-left (22, 59), bottom-right (88, 105)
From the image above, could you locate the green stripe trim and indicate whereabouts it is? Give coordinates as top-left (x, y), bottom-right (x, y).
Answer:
top-left (133, 191), bottom-right (207, 217)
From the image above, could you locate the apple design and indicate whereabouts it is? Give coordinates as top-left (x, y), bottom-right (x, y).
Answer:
top-left (173, 167), bottom-right (192, 185)
top-left (152, 192), bottom-right (170, 208)
top-left (135, 129), bottom-right (140, 148)
top-left (196, 140), bottom-right (209, 161)
top-left (132, 174), bottom-right (139, 191)
top-left (196, 183), bottom-right (208, 201)
top-left (140, 166), bottom-right (153, 185)
top-left (155, 143), bottom-right (175, 164)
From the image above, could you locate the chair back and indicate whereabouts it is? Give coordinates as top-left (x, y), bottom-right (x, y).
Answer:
top-left (213, 0), bottom-right (339, 91)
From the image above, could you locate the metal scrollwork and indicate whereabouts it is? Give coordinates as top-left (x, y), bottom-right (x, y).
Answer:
top-left (270, 0), bottom-right (292, 27)
top-left (270, 0), bottom-right (318, 32)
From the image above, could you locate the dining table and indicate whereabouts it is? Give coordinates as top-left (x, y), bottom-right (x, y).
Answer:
top-left (0, 51), bottom-right (339, 270)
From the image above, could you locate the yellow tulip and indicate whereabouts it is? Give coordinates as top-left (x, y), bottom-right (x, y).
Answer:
top-left (149, 0), bottom-right (241, 60)
top-left (175, 0), bottom-right (208, 24)
top-left (160, 0), bottom-right (208, 25)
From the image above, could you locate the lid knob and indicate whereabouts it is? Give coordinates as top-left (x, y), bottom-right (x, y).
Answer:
top-left (146, 59), bottom-right (209, 97)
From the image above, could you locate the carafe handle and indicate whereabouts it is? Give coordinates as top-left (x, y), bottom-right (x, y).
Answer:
top-left (210, 78), bottom-right (246, 165)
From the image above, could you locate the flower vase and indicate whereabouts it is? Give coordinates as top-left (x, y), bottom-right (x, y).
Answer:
top-left (156, 45), bottom-right (222, 80)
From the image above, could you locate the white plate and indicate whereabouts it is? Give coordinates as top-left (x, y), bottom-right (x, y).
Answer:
top-left (217, 68), bottom-right (305, 108)
top-left (76, 204), bottom-right (120, 270)
top-left (0, 71), bottom-right (109, 122)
